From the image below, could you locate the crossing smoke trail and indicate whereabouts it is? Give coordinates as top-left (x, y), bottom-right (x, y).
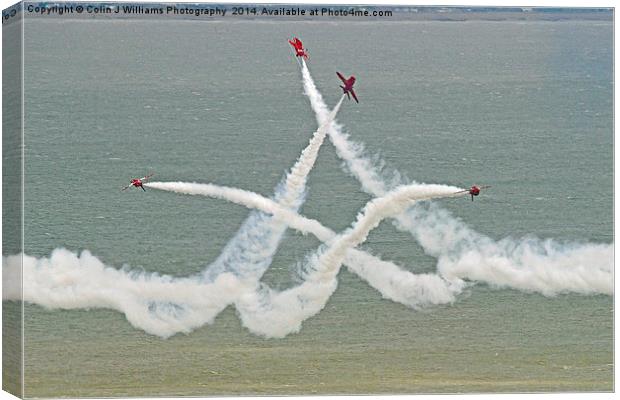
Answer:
top-left (235, 183), bottom-right (465, 337)
top-left (148, 181), bottom-right (465, 337)
top-left (299, 59), bottom-right (613, 297)
top-left (147, 181), bottom-right (465, 310)
top-left (3, 181), bottom-right (465, 339)
top-left (202, 94), bottom-right (345, 283)
top-left (2, 93), bottom-right (347, 339)
top-left (1, 58), bottom-right (611, 340)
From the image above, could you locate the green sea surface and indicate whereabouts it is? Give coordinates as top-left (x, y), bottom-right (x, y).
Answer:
top-left (11, 15), bottom-right (614, 396)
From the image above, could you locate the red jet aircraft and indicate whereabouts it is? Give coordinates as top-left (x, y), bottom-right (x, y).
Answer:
top-left (456, 185), bottom-right (491, 201)
top-left (121, 173), bottom-right (154, 192)
top-left (288, 37), bottom-right (308, 60)
top-left (337, 72), bottom-right (358, 103)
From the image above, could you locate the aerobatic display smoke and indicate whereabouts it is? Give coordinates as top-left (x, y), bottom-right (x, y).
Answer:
top-left (299, 59), bottom-right (613, 297)
top-left (234, 183), bottom-right (465, 337)
top-left (1, 56), bottom-right (612, 340)
top-left (202, 94), bottom-right (344, 283)
top-left (147, 182), bottom-right (466, 337)
top-left (146, 181), bottom-right (466, 308)
top-left (3, 250), bottom-right (245, 337)
top-left (3, 181), bottom-right (465, 338)
top-left (3, 87), bottom-right (348, 338)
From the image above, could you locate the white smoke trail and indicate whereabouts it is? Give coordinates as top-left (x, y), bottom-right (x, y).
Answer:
top-left (277, 94), bottom-right (345, 208)
top-left (147, 182), bottom-right (333, 241)
top-left (2, 89), bottom-right (347, 339)
top-left (4, 181), bottom-right (465, 339)
top-left (299, 59), bottom-right (613, 297)
top-left (148, 180), bottom-right (465, 337)
top-left (401, 203), bottom-right (613, 296)
top-left (3, 250), bottom-right (246, 338)
top-left (202, 94), bottom-right (344, 283)
top-left (235, 183), bottom-right (465, 337)
top-left (3, 57), bottom-right (610, 341)
top-left (301, 60), bottom-right (391, 195)
top-left (147, 181), bottom-right (465, 309)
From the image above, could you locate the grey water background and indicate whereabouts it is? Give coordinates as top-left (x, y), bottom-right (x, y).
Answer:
top-left (17, 15), bottom-right (612, 396)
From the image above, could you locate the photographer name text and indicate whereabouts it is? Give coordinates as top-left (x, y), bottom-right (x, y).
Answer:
top-left (24, 4), bottom-right (393, 18)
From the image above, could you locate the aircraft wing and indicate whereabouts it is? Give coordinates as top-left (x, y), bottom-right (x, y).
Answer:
top-left (121, 184), bottom-right (132, 191)
top-left (141, 173), bottom-right (154, 181)
top-left (289, 38), bottom-right (302, 49)
top-left (336, 72), bottom-right (347, 83)
top-left (350, 89), bottom-right (359, 103)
